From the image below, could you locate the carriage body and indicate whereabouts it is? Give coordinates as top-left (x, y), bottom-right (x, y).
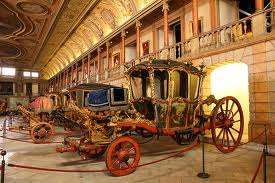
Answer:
top-left (56, 59), bottom-right (244, 177)
top-left (127, 59), bottom-right (204, 132)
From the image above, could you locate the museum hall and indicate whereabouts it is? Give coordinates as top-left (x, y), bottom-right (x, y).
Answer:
top-left (0, 0), bottom-right (275, 182)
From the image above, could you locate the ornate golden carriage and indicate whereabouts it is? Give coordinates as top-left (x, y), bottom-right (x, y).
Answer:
top-left (57, 59), bottom-right (244, 176)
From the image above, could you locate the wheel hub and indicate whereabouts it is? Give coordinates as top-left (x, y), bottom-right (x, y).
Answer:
top-left (117, 150), bottom-right (129, 161)
top-left (38, 128), bottom-right (47, 137)
top-left (224, 118), bottom-right (234, 128)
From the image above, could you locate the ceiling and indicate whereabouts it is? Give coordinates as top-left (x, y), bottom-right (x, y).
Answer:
top-left (0, 0), bottom-right (64, 68)
top-left (0, 0), bottom-right (155, 79)
top-left (40, 0), bottom-right (156, 80)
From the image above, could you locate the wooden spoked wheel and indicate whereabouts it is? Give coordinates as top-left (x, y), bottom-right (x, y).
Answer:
top-left (78, 138), bottom-right (106, 160)
top-left (105, 136), bottom-right (140, 176)
top-left (211, 96), bottom-right (244, 153)
top-left (30, 122), bottom-right (54, 144)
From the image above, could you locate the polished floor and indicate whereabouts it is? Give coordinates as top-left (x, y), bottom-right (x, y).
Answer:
top-left (0, 116), bottom-right (274, 183)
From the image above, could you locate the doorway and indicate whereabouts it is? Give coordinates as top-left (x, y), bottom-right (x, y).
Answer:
top-left (210, 63), bottom-right (250, 139)
top-left (170, 21), bottom-right (181, 58)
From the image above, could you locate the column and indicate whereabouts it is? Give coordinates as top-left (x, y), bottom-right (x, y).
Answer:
top-left (255, 0), bottom-right (264, 11)
top-left (163, 0), bottom-right (169, 47)
top-left (272, 0), bottom-right (275, 31)
top-left (180, 7), bottom-right (185, 42)
top-left (82, 58), bottom-right (85, 81)
top-left (136, 20), bottom-right (141, 58)
top-left (192, 0), bottom-right (199, 36)
top-left (66, 69), bottom-right (69, 87)
top-left (70, 67), bottom-right (73, 85)
top-left (191, 0), bottom-right (199, 53)
top-left (97, 47), bottom-right (101, 74)
top-left (252, 0), bottom-right (266, 36)
top-left (58, 74), bottom-right (61, 90)
top-left (63, 72), bottom-right (66, 89)
top-left (87, 54), bottom-right (91, 79)
top-left (210, 0), bottom-right (217, 30)
top-left (121, 30), bottom-right (126, 64)
top-left (152, 23), bottom-right (157, 52)
top-left (75, 63), bottom-right (78, 82)
top-left (106, 42), bottom-right (111, 70)
top-left (60, 74), bottom-right (63, 89)
top-left (93, 58), bottom-right (96, 75)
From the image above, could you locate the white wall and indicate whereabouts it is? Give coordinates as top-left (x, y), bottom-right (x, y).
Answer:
top-left (140, 29), bottom-right (153, 56)
top-left (125, 46), bottom-right (136, 62)
top-left (198, 0), bottom-right (211, 32)
top-left (110, 44), bottom-right (120, 67)
top-left (219, 0), bottom-right (237, 26)
top-left (185, 9), bottom-right (193, 39)
top-left (103, 57), bottom-right (107, 70)
top-left (158, 28), bottom-right (164, 49)
top-left (185, 0), bottom-right (211, 39)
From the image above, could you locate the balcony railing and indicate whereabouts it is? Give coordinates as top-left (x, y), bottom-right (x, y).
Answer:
top-left (59, 8), bottom-right (274, 90)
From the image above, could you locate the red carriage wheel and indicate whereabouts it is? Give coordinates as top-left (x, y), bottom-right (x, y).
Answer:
top-left (211, 96), bottom-right (244, 153)
top-left (105, 136), bottom-right (140, 176)
top-left (30, 122), bottom-right (54, 144)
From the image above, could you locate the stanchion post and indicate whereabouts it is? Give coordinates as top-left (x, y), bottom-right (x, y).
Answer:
top-left (197, 116), bottom-right (210, 179)
top-left (263, 125), bottom-right (268, 183)
top-left (2, 118), bottom-right (6, 138)
top-left (1, 150), bottom-right (6, 183)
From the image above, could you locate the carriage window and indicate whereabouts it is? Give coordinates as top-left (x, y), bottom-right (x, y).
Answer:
top-left (170, 71), bottom-right (188, 98)
top-left (131, 70), bottom-right (152, 99)
top-left (154, 70), bottom-right (169, 99)
top-left (189, 74), bottom-right (200, 100)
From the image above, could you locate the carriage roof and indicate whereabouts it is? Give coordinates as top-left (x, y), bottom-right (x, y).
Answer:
top-left (126, 59), bottom-right (205, 76)
top-left (69, 83), bottom-right (119, 91)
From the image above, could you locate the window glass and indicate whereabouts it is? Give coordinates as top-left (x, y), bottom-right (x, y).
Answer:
top-left (130, 70), bottom-right (151, 99)
top-left (170, 71), bottom-right (188, 98)
top-left (23, 71), bottom-right (31, 77)
top-left (154, 70), bottom-right (169, 99)
top-left (2, 67), bottom-right (15, 76)
top-left (31, 72), bottom-right (39, 78)
top-left (189, 74), bottom-right (200, 100)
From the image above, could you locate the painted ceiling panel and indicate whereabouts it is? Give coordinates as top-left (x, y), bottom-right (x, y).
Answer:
top-left (42, 0), bottom-right (155, 79)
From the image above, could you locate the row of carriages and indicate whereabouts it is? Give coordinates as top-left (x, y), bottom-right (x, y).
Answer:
top-left (9, 59), bottom-right (244, 176)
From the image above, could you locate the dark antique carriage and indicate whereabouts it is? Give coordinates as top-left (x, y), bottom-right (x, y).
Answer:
top-left (57, 59), bottom-right (244, 176)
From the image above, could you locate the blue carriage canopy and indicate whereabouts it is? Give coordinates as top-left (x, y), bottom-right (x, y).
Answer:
top-left (88, 87), bottom-right (128, 107)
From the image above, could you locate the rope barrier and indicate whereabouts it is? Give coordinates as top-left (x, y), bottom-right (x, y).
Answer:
top-left (7, 140), bottom-right (200, 173)
top-left (0, 136), bottom-right (33, 144)
top-left (6, 129), bottom-right (29, 135)
top-left (0, 136), bottom-right (62, 144)
top-left (204, 130), bottom-right (265, 148)
top-left (1, 124), bottom-right (273, 176)
top-left (239, 131), bottom-right (265, 146)
top-left (251, 152), bottom-right (264, 183)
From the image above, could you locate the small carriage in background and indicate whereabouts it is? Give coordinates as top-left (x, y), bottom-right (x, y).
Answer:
top-left (0, 100), bottom-right (7, 115)
top-left (15, 95), bottom-right (57, 143)
top-left (57, 59), bottom-right (244, 176)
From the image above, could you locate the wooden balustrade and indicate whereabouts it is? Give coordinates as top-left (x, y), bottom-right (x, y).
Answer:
top-left (60, 8), bottom-right (274, 89)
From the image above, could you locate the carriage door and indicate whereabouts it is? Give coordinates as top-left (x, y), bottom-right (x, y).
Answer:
top-left (154, 70), bottom-right (169, 128)
top-left (169, 70), bottom-right (200, 128)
